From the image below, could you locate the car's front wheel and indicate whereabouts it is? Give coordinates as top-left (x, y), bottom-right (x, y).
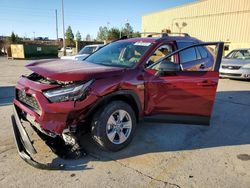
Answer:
top-left (91, 101), bottom-right (136, 151)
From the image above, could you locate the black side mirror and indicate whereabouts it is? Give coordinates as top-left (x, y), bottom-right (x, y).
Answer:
top-left (158, 60), bottom-right (180, 72)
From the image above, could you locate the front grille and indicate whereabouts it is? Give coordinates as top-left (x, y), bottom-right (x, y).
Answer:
top-left (220, 73), bottom-right (242, 77)
top-left (222, 65), bottom-right (241, 70)
top-left (17, 89), bottom-right (40, 113)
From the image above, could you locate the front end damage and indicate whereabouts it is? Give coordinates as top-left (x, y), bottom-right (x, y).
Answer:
top-left (11, 103), bottom-right (90, 170)
top-left (11, 59), bottom-right (126, 169)
top-left (11, 73), bottom-right (99, 170)
top-left (11, 105), bottom-right (66, 170)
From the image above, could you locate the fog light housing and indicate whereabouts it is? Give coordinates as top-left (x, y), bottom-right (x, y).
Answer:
top-left (243, 74), bottom-right (250, 78)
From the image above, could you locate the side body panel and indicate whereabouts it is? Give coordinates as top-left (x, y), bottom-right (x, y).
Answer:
top-left (143, 42), bottom-right (223, 123)
top-left (144, 69), bottom-right (219, 117)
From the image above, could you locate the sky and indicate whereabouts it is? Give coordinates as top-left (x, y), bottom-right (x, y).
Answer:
top-left (0, 0), bottom-right (196, 40)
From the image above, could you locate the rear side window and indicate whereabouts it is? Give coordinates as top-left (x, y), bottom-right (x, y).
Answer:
top-left (197, 46), bottom-right (208, 58)
top-left (177, 42), bottom-right (197, 63)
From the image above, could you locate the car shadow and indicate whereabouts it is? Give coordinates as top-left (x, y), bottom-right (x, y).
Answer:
top-left (0, 86), bottom-right (15, 106)
top-left (1, 85), bottom-right (249, 170)
top-left (50, 90), bottom-right (250, 170)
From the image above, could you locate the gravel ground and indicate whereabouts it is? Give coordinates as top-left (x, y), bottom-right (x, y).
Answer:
top-left (0, 57), bottom-right (250, 188)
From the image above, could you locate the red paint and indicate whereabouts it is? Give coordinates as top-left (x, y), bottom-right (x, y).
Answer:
top-left (144, 69), bottom-right (219, 116)
top-left (26, 59), bottom-right (125, 82)
top-left (14, 37), bottom-right (220, 136)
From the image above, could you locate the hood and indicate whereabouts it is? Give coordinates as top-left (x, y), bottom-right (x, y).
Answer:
top-left (26, 59), bottom-right (125, 81)
top-left (222, 58), bottom-right (250, 66)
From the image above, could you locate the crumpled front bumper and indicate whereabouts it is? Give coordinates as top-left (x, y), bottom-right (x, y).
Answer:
top-left (11, 105), bottom-right (65, 170)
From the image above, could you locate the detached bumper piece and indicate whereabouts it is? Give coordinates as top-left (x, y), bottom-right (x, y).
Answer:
top-left (11, 105), bottom-right (65, 170)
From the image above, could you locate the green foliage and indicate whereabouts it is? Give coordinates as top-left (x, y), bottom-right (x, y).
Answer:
top-left (107, 28), bottom-right (120, 41)
top-left (10, 32), bottom-right (16, 42)
top-left (121, 23), bottom-right (133, 37)
top-left (85, 34), bottom-right (91, 41)
top-left (97, 23), bottom-right (140, 42)
top-left (75, 31), bottom-right (82, 41)
top-left (65, 26), bottom-right (74, 46)
top-left (7, 32), bottom-right (21, 44)
top-left (97, 26), bottom-right (108, 41)
top-left (65, 26), bottom-right (74, 40)
top-left (133, 31), bottom-right (141, 38)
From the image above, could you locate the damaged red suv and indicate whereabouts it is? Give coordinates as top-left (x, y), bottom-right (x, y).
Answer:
top-left (11, 33), bottom-right (224, 169)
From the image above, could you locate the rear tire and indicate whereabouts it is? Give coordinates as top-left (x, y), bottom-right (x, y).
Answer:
top-left (91, 101), bottom-right (136, 151)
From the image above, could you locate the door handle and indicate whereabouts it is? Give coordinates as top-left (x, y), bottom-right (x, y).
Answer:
top-left (197, 80), bottom-right (217, 87)
top-left (199, 64), bottom-right (206, 69)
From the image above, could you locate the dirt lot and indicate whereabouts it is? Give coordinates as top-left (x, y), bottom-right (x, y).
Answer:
top-left (1, 57), bottom-right (250, 188)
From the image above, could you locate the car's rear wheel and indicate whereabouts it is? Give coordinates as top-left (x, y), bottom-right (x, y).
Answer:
top-left (91, 101), bottom-right (136, 151)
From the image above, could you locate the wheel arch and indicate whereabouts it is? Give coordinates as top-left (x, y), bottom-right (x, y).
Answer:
top-left (86, 90), bottom-right (142, 122)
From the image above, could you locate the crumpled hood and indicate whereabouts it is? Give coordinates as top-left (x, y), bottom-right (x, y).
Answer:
top-left (26, 59), bottom-right (125, 81)
top-left (221, 58), bottom-right (250, 66)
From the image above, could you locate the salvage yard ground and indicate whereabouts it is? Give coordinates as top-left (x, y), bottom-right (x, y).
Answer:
top-left (0, 57), bottom-right (250, 188)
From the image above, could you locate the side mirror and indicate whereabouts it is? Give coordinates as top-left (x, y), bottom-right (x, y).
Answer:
top-left (158, 60), bottom-right (180, 72)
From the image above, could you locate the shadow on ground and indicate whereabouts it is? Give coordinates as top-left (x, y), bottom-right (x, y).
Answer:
top-left (1, 84), bottom-right (249, 170)
top-left (49, 90), bottom-right (250, 170)
top-left (0, 86), bottom-right (15, 106)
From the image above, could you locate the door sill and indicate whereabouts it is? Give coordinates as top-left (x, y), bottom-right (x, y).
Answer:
top-left (144, 114), bottom-right (210, 126)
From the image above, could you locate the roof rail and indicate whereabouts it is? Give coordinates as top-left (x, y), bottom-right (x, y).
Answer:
top-left (141, 32), bottom-right (163, 38)
top-left (167, 33), bottom-right (190, 37)
top-left (140, 32), bottom-right (190, 38)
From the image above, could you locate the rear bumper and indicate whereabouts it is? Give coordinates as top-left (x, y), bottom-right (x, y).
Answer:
top-left (11, 105), bottom-right (65, 170)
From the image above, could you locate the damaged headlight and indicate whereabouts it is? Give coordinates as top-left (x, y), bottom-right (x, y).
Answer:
top-left (43, 80), bottom-right (94, 102)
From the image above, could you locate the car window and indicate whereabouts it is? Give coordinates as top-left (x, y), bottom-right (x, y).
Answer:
top-left (85, 41), bottom-right (152, 68)
top-left (177, 42), bottom-right (197, 63)
top-left (226, 50), bottom-right (250, 60)
top-left (79, 46), bottom-right (96, 54)
top-left (197, 46), bottom-right (208, 58)
top-left (195, 47), bottom-right (201, 59)
top-left (146, 44), bottom-right (173, 68)
top-left (179, 48), bottom-right (197, 63)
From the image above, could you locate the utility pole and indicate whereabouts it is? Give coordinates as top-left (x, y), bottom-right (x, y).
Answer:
top-left (55, 9), bottom-right (58, 41)
top-left (61, 0), bottom-right (66, 55)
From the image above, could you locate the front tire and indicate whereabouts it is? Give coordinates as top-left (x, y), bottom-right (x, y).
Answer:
top-left (91, 101), bottom-right (136, 151)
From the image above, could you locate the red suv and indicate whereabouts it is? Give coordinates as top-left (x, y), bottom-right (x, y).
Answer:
top-left (11, 33), bottom-right (224, 169)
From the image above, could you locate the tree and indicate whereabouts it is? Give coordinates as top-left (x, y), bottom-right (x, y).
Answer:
top-left (65, 26), bottom-right (74, 46)
top-left (133, 31), bottom-right (141, 38)
top-left (86, 34), bottom-right (91, 41)
top-left (122, 23), bottom-right (133, 37)
top-left (96, 23), bottom-right (139, 42)
top-left (97, 26), bottom-right (108, 41)
top-left (107, 28), bottom-right (120, 41)
top-left (7, 32), bottom-right (21, 44)
top-left (75, 31), bottom-right (81, 41)
top-left (10, 32), bottom-right (16, 43)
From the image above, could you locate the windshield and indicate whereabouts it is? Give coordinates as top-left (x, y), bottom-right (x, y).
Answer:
top-left (225, 49), bottom-right (250, 60)
top-left (79, 46), bottom-right (97, 54)
top-left (85, 41), bottom-right (152, 68)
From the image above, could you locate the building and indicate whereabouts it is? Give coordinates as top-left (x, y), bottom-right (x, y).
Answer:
top-left (142, 0), bottom-right (250, 53)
